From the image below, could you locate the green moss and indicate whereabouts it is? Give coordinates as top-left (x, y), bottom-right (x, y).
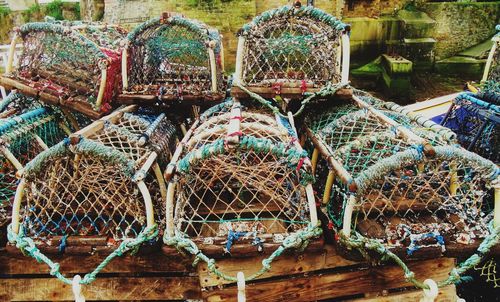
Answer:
top-left (0, 6), bottom-right (11, 18)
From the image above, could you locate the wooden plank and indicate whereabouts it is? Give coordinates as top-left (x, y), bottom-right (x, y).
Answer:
top-left (0, 249), bottom-right (193, 275)
top-left (231, 86), bottom-right (353, 100)
top-left (348, 285), bottom-right (457, 302)
top-left (116, 93), bottom-right (225, 106)
top-left (0, 276), bottom-right (201, 301)
top-left (202, 257), bottom-right (456, 302)
top-left (198, 244), bottom-right (355, 287)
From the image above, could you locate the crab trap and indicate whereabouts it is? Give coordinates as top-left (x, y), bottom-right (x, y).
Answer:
top-left (0, 21), bottom-right (126, 119)
top-left (118, 12), bottom-right (226, 106)
top-left (441, 93), bottom-right (499, 163)
top-left (163, 99), bottom-right (321, 281)
top-left (304, 90), bottom-right (500, 263)
top-left (0, 107), bottom-right (70, 245)
top-left (7, 106), bottom-right (177, 287)
top-left (232, 2), bottom-right (351, 100)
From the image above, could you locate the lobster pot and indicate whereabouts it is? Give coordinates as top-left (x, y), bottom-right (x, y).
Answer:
top-left (0, 22), bottom-right (125, 119)
top-left (340, 145), bottom-right (499, 258)
top-left (120, 13), bottom-right (225, 105)
top-left (0, 108), bottom-right (69, 242)
top-left (441, 93), bottom-right (499, 163)
top-left (166, 101), bottom-right (317, 256)
top-left (233, 4), bottom-right (348, 99)
top-left (11, 107), bottom-right (177, 254)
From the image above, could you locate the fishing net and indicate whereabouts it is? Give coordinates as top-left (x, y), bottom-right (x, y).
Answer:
top-left (122, 13), bottom-right (225, 103)
top-left (0, 107), bottom-right (69, 243)
top-left (44, 16), bottom-right (128, 50)
top-left (236, 4), bottom-right (347, 93)
top-left (441, 93), bottom-right (499, 163)
top-left (165, 100), bottom-right (320, 277)
top-left (0, 91), bottom-right (43, 118)
top-left (475, 258), bottom-right (500, 288)
top-left (1, 22), bottom-right (123, 119)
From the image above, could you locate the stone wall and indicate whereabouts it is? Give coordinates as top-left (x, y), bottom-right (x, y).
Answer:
top-left (419, 2), bottom-right (500, 60)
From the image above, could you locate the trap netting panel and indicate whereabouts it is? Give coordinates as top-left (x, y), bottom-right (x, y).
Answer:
top-left (20, 140), bottom-right (148, 241)
top-left (476, 258), bottom-right (500, 288)
top-left (170, 101), bottom-right (313, 247)
top-left (442, 94), bottom-right (499, 163)
top-left (126, 16), bottom-right (224, 97)
top-left (0, 110), bottom-right (68, 229)
top-left (350, 147), bottom-right (498, 248)
top-left (0, 92), bottom-right (43, 118)
top-left (174, 146), bottom-right (310, 240)
top-left (239, 5), bottom-right (347, 88)
top-left (14, 23), bottom-right (121, 115)
top-left (44, 17), bottom-right (127, 50)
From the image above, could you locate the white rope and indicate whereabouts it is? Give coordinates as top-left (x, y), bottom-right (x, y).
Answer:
top-left (72, 275), bottom-right (86, 302)
top-left (237, 271), bottom-right (246, 302)
top-left (419, 279), bottom-right (438, 302)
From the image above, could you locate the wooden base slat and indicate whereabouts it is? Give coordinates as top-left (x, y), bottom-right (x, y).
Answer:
top-left (347, 285), bottom-right (457, 302)
top-left (231, 86), bottom-right (353, 100)
top-left (0, 276), bottom-right (200, 301)
top-left (202, 257), bottom-right (456, 302)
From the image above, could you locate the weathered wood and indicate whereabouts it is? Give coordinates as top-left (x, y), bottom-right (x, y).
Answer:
top-left (198, 244), bottom-right (355, 287)
top-left (0, 249), bottom-right (193, 274)
top-left (116, 93), bottom-right (225, 106)
top-left (163, 238), bottom-right (324, 259)
top-left (202, 257), bottom-right (456, 302)
top-left (0, 276), bottom-right (200, 301)
top-left (231, 86), bottom-right (353, 100)
top-left (347, 285), bottom-right (457, 302)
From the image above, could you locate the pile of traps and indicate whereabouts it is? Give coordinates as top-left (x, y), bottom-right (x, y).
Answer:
top-left (0, 2), bottom-right (499, 300)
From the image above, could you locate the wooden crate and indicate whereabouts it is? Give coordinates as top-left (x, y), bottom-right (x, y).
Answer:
top-left (0, 245), bottom-right (459, 301)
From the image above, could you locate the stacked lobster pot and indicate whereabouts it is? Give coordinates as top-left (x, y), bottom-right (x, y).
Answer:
top-left (232, 1), bottom-right (351, 102)
top-left (306, 87), bottom-right (500, 289)
top-left (163, 99), bottom-right (320, 280)
top-left (0, 19), bottom-right (126, 119)
top-left (7, 106), bottom-right (177, 284)
top-left (0, 107), bottom-right (71, 245)
top-left (118, 12), bottom-right (226, 107)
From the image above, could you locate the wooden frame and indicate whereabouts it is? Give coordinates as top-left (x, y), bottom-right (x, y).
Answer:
top-left (481, 35), bottom-right (499, 83)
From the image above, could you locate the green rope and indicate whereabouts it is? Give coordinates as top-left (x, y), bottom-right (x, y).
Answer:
top-left (7, 223), bottom-right (158, 285)
top-left (234, 82), bottom-right (349, 118)
top-left (340, 221), bottom-right (500, 289)
top-left (164, 222), bottom-right (322, 282)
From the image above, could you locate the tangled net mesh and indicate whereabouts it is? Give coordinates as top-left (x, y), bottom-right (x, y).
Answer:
top-left (10, 22), bottom-right (122, 115)
top-left (0, 92), bottom-right (44, 118)
top-left (239, 5), bottom-right (346, 88)
top-left (0, 108), bottom-right (68, 236)
top-left (125, 15), bottom-right (224, 98)
top-left (441, 94), bottom-right (499, 163)
top-left (476, 257), bottom-right (500, 288)
top-left (170, 102), bottom-right (313, 251)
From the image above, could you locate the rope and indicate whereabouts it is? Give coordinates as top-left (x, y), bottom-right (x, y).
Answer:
top-left (164, 222), bottom-right (322, 282)
top-left (234, 82), bottom-right (349, 118)
top-left (7, 223), bottom-right (158, 285)
top-left (339, 221), bottom-right (500, 290)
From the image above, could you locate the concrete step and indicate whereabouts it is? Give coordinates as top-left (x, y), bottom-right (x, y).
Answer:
top-left (458, 38), bottom-right (494, 59)
top-left (397, 9), bottom-right (436, 39)
top-left (435, 56), bottom-right (486, 78)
